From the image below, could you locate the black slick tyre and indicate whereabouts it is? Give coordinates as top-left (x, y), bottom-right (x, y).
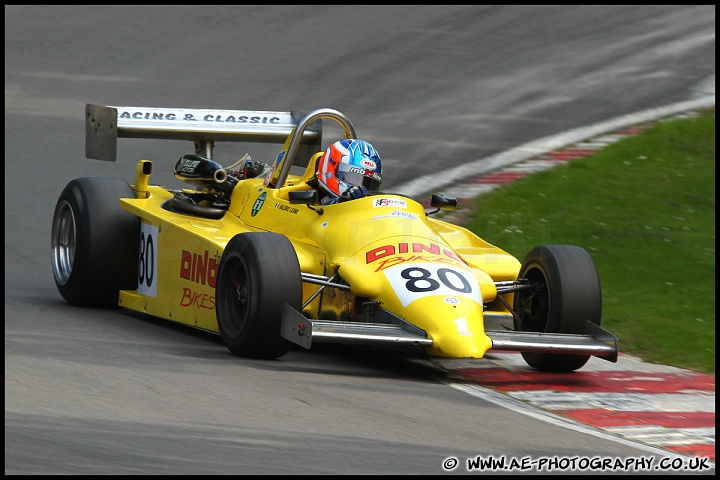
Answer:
top-left (513, 244), bottom-right (602, 372)
top-left (51, 177), bottom-right (140, 308)
top-left (216, 232), bottom-right (302, 359)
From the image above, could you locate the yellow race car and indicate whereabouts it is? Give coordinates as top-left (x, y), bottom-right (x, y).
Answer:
top-left (51, 105), bottom-right (618, 372)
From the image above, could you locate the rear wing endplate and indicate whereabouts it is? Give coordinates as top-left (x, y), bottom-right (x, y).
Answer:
top-left (85, 104), bottom-right (322, 164)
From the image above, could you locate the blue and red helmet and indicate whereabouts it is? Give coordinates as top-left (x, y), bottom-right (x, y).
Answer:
top-left (316, 139), bottom-right (382, 198)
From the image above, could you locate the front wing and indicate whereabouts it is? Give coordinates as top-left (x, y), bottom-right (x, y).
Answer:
top-left (281, 304), bottom-right (619, 362)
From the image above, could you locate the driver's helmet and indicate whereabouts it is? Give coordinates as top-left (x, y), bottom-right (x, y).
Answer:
top-left (316, 139), bottom-right (382, 199)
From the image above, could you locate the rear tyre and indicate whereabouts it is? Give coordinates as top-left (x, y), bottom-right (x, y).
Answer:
top-left (513, 245), bottom-right (602, 372)
top-left (216, 232), bottom-right (302, 359)
top-left (51, 177), bottom-right (140, 308)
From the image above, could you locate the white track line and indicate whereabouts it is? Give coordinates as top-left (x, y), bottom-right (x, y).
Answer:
top-left (396, 95), bottom-right (716, 198)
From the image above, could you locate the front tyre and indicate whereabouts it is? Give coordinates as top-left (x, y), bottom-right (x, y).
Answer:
top-left (216, 232), bottom-right (302, 359)
top-left (513, 245), bottom-right (602, 372)
top-left (51, 177), bottom-right (140, 308)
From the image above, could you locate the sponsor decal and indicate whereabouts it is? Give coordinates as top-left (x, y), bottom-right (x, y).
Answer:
top-left (179, 288), bottom-right (215, 310)
top-left (274, 151), bottom-right (285, 168)
top-left (251, 192), bottom-right (267, 216)
top-left (201, 115), bottom-right (281, 123)
top-left (118, 109), bottom-right (282, 124)
top-left (265, 152), bottom-right (285, 187)
top-left (176, 158), bottom-right (201, 174)
top-left (348, 166), bottom-right (381, 180)
top-left (366, 241), bottom-right (465, 272)
top-left (367, 242), bottom-right (461, 263)
top-left (180, 250), bottom-right (219, 287)
top-left (373, 198), bottom-right (407, 208)
top-left (274, 203), bottom-right (299, 214)
top-left (444, 296), bottom-right (460, 305)
top-left (371, 210), bottom-right (417, 221)
top-left (360, 159), bottom-right (377, 170)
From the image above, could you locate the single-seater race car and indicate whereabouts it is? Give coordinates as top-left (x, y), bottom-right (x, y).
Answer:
top-left (51, 104), bottom-right (618, 372)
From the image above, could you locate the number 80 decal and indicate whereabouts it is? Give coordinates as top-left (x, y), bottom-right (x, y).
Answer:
top-left (137, 222), bottom-right (159, 297)
top-left (383, 263), bottom-right (481, 307)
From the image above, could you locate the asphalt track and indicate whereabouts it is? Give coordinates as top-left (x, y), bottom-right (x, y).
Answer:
top-left (5, 5), bottom-right (716, 475)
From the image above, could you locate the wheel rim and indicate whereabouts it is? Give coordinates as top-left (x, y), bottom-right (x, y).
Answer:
top-left (51, 200), bottom-right (76, 286)
top-left (220, 257), bottom-right (251, 338)
top-left (517, 265), bottom-right (550, 332)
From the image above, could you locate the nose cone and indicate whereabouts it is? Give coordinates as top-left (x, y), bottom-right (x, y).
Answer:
top-left (403, 296), bottom-right (492, 358)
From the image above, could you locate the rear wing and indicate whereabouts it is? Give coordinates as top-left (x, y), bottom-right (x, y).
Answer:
top-left (85, 104), bottom-right (322, 165)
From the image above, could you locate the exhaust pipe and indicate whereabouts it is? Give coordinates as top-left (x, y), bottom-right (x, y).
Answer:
top-left (214, 167), bottom-right (227, 184)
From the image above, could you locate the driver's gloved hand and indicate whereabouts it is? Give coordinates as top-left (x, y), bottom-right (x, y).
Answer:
top-left (340, 185), bottom-right (368, 202)
top-left (243, 160), bottom-right (265, 178)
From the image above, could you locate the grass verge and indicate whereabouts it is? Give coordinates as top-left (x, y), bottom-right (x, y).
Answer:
top-left (464, 109), bottom-right (715, 374)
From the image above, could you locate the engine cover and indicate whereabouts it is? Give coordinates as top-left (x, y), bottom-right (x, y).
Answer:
top-left (174, 154), bottom-right (236, 195)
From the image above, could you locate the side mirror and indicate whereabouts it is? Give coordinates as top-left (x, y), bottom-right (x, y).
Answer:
top-left (289, 190), bottom-right (318, 203)
top-left (431, 194), bottom-right (457, 210)
top-left (426, 194), bottom-right (457, 216)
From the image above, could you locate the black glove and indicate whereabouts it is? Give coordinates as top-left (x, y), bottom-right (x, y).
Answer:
top-left (339, 185), bottom-right (368, 202)
top-left (243, 161), bottom-right (265, 178)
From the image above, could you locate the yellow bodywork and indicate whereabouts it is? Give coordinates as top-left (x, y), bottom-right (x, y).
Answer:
top-left (118, 159), bottom-right (521, 359)
top-left (71, 105), bottom-right (616, 366)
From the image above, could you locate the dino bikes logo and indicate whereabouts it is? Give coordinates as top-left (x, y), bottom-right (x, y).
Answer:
top-left (365, 241), bottom-right (465, 272)
top-left (179, 250), bottom-right (218, 310)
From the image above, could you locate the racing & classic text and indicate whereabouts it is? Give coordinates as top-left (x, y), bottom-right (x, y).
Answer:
top-left (118, 110), bottom-right (281, 124)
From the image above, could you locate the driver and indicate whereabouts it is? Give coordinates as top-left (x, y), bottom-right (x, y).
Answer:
top-left (312, 139), bottom-right (383, 205)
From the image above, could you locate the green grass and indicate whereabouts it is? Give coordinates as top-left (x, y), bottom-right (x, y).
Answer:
top-left (464, 109), bottom-right (715, 375)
